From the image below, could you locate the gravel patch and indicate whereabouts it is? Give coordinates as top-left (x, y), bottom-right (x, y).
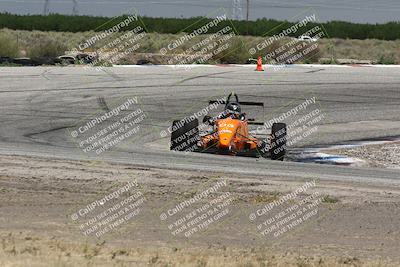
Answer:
top-left (332, 142), bottom-right (400, 169)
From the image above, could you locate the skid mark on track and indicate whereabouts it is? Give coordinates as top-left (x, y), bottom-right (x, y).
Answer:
top-left (24, 125), bottom-right (75, 138)
top-left (102, 68), bottom-right (124, 81)
top-left (1, 81), bottom-right (399, 94)
top-left (40, 69), bottom-right (52, 80)
top-left (305, 68), bottom-right (324, 74)
top-left (177, 70), bottom-right (239, 84)
top-left (97, 96), bottom-right (110, 112)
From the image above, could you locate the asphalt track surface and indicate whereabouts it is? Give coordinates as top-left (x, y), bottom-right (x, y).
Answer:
top-left (0, 65), bottom-right (399, 184)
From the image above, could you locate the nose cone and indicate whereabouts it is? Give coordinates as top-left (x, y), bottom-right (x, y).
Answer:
top-left (219, 134), bottom-right (232, 148)
top-left (216, 119), bottom-right (238, 150)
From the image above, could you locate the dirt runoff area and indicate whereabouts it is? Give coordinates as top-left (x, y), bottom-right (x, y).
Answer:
top-left (0, 154), bottom-right (400, 267)
top-left (331, 142), bottom-right (400, 169)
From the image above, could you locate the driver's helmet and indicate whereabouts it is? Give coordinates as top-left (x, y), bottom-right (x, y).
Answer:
top-left (226, 102), bottom-right (241, 115)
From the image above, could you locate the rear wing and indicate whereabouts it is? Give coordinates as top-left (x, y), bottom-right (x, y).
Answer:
top-left (209, 100), bottom-right (264, 107)
top-left (248, 121), bottom-right (264, 125)
top-left (209, 92), bottom-right (264, 107)
top-left (209, 93), bottom-right (265, 126)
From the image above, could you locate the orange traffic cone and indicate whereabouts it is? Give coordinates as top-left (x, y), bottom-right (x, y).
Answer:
top-left (255, 56), bottom-right (264, 71)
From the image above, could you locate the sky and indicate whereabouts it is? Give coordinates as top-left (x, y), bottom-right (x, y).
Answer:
top-left (0, 0), bottom-right (399, 23)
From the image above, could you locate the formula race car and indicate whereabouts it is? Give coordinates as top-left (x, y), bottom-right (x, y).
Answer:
top-left (170, 93), bottom-right (287, 160)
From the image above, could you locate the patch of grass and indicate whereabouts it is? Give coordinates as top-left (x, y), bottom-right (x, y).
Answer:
top-left (1, 232), bottom-right (400, 267)
top-left (0, 31), bottom-right (19, 57)
top-left (251, 192), bottom-right (281, 203)
top-left (321, 195), bottom-right (339, 203)
top-left (319, 57), bottom-right (339, 64)
top-left (26, 35), bottom-right (68, 59)
top-left (377, 54), bottom-right (396, 64)
top-left (0, 62), bottom-right (20, 67)
top-left (216, 37), bottom-right (250, 64)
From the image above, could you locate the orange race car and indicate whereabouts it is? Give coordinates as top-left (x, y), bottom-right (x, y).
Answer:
top-left (170, 93), bottom-right (287, 160)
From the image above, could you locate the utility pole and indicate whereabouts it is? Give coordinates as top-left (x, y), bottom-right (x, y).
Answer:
top-left (43, 0), bottom-right (50, 15)
top-left (246, 0), bottom-right (250, 34)
top-left (72, 0), bottom-right (78, 15)
top-left (232, 0), bottom-right (243, 21)
top-left (246, 0), bottom-right (249, 21)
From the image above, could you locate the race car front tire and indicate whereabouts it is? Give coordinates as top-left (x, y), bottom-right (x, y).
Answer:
top-left (270, 123), bottom-right (287, 161)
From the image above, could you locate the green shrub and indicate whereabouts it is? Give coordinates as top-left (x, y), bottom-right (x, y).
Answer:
top-left (0, 31), bottom-right (19, 57)
top-left (26, 36), bottom-right (68, 59)
top-left (377, 54), bottom-right (396, 64)
top-left (321, 195), bottom-right (339, 203)
top-left (216, 37), bottom-right (250, 64)
top-left (302, 43), bottom-right (322, 63)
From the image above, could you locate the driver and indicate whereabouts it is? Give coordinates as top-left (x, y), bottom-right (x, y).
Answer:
top-left (204, 102), bottom-right (246, 125)
top-left (217, 102), bottom-right (242, 120)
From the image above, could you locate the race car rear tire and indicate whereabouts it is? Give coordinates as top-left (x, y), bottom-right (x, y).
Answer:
top-left (170, 118), bottom-right (199, 152)
top-left (270, 123), bottom-right (287, 161)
